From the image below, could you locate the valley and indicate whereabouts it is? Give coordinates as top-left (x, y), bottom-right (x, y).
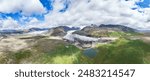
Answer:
top-left (0, 24), bottom-right (150, 64)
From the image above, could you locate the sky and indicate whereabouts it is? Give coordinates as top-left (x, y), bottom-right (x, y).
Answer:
top-left (0, 0), bottom-right (150, 30)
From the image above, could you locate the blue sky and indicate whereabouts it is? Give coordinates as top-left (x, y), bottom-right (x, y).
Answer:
top-left (3, 0), bottom-right (149, 22)
top-left (0, 0), bottom-right (70, 20)
top-left (0, 0), bottom-right (50, 21)
top-left (136, 0), bottom-right (150, 8)
top-left (0, 0), bottom-right (150, 29)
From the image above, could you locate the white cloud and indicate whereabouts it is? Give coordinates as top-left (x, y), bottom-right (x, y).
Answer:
top-left (0, 17), bottom-right (20, 29)
top-left (0, 0), bottom-right (46, 16)
top-left (35, 0), bottom-right (149, 29)
top-left (0, 0), bottom-right (150, 29)
top-left (26, 17), bottom-right (42, 28)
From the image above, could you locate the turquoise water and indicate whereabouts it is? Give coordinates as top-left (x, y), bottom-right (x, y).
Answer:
top-left (83, 48), bottom-right (97, 58)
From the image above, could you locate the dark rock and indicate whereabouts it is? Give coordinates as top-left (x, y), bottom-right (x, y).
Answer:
top-left (48, 27), bottom-right (67, 37)
top-left (47, 26), bottom-right (80, 37)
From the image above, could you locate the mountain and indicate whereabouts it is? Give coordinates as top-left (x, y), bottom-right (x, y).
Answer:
top-left (28, 28), bottom-right (50, 32)
top-left (0, 28), bottom-right (50, 36)
top-left (138, 30), bottom-right (150, 36)
top-left (47, 26), bottom-right (80, 37)
top-left (0, 26), bottom-right (80, 37)
top-left (99, 24), bottom-right (136, 32)
top-left (0, 29), bottom-right (24, 35)
top-left (56, 26), bottom-right (80, 32)
top-left (0, 24), bottom-right (150, 64)
top-left (73, 24), bottom-right (137, 37)
top-left (0, 24), bottom-right (135, 37)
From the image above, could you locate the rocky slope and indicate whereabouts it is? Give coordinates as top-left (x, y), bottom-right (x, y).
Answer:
top-left (47, 26), bottom-right (80, 37)
top-left (73, 24), bottom-right (137, 37)
top-left (0, 24), bottom-right (138, 49)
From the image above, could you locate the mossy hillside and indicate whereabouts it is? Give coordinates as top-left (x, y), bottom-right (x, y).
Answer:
top-left (0, 50), bottom-right (32, 64)
top-left (89, 30), bottom-right (140, 38)
top-left (33, 44), bottom-right (81, 64)
top-left (79, 38), bottom-right (150, 64)
top-left (0, 38), bottom-right (150, 64)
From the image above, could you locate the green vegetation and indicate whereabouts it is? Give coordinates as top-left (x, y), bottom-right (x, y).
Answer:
top-left (90, 31), bottom-right (140, 38)
top-left (0, 50), bottom-right (31, 64)
top-left (108, 31), bottom-right (128, 37)
top-left (79, 38), bottom-right (150, 64)
top-left (11, 50), bottom-right (31, 63)
top-left (108, 31), bottom-right (141, 37)
top-left (0, 39), bottom-right (81, 64)
top-left (0, 37), bottom-right (150, 64)
top-left (30, 39), bottom-right (81, 64)
top-left (91, 31), bottom-right (109, 37)
top-left (33, 44), bottom-right (81, 64)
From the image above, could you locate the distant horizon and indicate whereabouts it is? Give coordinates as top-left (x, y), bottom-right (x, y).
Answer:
top-left (0, 24), bottom-right (150, 31)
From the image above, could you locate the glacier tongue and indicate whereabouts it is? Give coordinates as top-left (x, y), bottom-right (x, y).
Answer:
top-left (63, 30), bottom-right (99, 42)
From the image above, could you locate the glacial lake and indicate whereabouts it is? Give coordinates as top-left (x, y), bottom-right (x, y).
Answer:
top-left (83, 48), bottom-right (97, 58)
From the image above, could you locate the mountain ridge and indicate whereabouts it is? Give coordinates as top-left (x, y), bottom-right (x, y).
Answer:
top-left (0, 24), bottom-right (140, 37)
